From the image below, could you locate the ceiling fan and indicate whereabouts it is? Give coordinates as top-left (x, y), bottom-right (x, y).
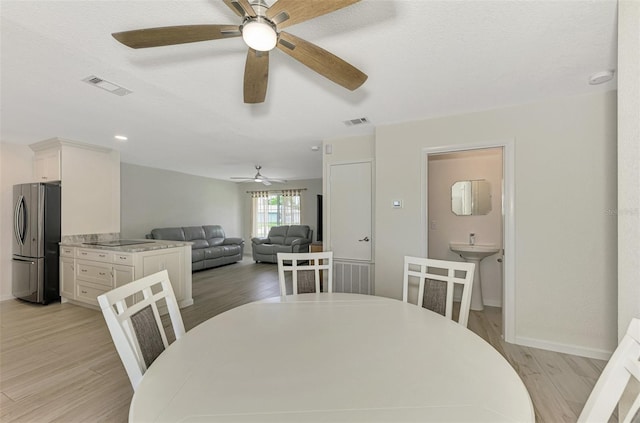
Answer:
top-left (111, 0), bottom-right (368, 104)
top-left (230, 165), bottom-right (286, 185)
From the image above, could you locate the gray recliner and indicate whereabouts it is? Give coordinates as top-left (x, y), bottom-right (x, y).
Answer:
top-left (251, 225), bottom-right (313, 263)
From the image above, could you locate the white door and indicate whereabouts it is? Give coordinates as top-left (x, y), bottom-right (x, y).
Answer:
top-left (328, 161), bottom-right (372, 261)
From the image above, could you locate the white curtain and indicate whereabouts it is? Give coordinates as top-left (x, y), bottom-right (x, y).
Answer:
top-left (280, 189), bottom-right (301, 225)
top-left (251, 191), bottom-right (270, 238)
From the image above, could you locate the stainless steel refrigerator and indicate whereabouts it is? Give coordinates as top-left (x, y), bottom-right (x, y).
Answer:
top-left (12, 182), bottom-right (61, 304)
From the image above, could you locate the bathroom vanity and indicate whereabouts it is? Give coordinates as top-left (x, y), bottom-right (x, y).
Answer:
top-left (59, 240), bottom-right (193, 309)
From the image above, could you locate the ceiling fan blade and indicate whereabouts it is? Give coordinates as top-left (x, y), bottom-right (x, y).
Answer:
top-left (222, 0), bottom-right (256, 17)
top-left (112, 25), bottom-right (241, 49)
top-left (244, 49), bottom-right (269, 104)
top-left (277, 32), bottom-right (367, 91)
top-left (262, 180), bottom-right (272, 186)
top-left (267, 0), bottom-right (360, 29)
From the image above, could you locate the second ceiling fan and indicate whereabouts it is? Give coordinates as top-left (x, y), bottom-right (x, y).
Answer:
top-left (112, 0), bottom-right (368, 104)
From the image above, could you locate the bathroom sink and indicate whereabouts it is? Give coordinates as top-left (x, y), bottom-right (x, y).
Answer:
top-left (449, 243), bottom-right (499, 260)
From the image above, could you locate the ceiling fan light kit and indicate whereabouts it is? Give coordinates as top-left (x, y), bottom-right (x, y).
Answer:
top-left (242, 18), bottom-right (277, 51)
top-left (111, 0), bottom-right (367, 103)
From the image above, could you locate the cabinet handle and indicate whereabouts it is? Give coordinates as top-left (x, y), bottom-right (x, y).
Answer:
top-left (81, 252), bottom-right (87, 256)
top-left (99, 272), bottom-right (106, 276)
top-left (119, 256), bottom-right (127, 260)
top-left (99, 254), bottom-right (106, 258)
top-left (81, 269), bottom-right (87, 273)
top-left (81, 290), bottom-right (88, 294)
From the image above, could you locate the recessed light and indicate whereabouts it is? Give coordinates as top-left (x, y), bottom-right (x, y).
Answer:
top-left (114, 135), bottom-right (128, 141)
top-left (588, 70), bottom-right (615, 85)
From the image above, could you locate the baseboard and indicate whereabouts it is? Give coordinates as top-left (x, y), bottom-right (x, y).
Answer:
top-left (515, 336), bottom-right (613, 361)
top-left (483, 299), bottom-right (502, 307)
top-left (0, 294), bottom-right (16, 302)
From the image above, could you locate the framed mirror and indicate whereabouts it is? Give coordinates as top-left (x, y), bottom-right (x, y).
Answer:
top-left (451, 180), bottom-right (492, 216)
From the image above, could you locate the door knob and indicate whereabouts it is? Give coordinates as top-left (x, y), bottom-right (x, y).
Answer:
top-left (358, 237), bottom-right (370, 242)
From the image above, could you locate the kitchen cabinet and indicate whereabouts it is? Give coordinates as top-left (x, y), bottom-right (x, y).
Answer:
top-left (60, 257), bottom-right (75, 299)
top-left (33, 149), bottom-right (61, 181)
top-left (60, 244), bottom-right (192, 309)
top-left (141, 251), bottom-right (184, 300)
top-left (30, 138), bottom-right (120, 236)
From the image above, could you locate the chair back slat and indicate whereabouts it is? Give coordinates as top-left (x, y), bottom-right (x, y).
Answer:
top-left (277, 252), bottom-right (333, 296)
top-left (578, 318), bottom-right (640, 423)
top-left (97, 270), bottom-right (185, 390)
top-left (402, 256), bottom-right (475, 327)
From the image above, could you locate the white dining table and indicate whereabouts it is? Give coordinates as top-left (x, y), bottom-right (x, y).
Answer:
top-left (130, 293), bottom-right (534, 422)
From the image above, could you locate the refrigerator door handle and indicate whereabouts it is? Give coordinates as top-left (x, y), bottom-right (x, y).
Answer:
top-left (14, 194), bottom-right (25, 246)
top-left (12, 257), bottom-right (35, 265)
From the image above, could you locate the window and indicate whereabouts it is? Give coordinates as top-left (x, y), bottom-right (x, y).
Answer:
top-left (251, 190), bottom-right (301, 238)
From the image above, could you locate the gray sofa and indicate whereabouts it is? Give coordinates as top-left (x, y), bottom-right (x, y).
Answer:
top-left (148, 225), bottom-right (244, 271)
top-left (251, 225), bottom-right (313, 263)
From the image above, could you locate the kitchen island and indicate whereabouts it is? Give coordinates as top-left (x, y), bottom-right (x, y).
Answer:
top-left (59, 240), bottom-right (192, 309)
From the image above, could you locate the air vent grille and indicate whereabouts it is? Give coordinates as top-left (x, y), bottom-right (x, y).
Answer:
top-left (344, 117), bottom-right (370, 126)
top-left (82, 75), bottom-right (132, 96)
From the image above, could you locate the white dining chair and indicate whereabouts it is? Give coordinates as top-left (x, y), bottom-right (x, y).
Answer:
top-left (402, 256), bottom-right (475, 327)
top-left (277, 251), bottom-right (333, 296)
top-left (578, 318), bottom-right (640, 423)
top-left (97, 269), bottom-right (185, 390)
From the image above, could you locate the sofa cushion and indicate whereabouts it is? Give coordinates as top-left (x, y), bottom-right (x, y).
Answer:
top-left (276, 244), bottom-right (297, 253)
top-left (284, 225), bottom-right (310, 245)
top-left (151, 227), bottom-right (185, 241)
top-left (183, 226), bottom-right (206, 241)
top-left (191, 249), bottom-right (205, 263)
top-left (253, 243), bottom-right (273, 255)
top-left (208, 238), bottom-right (224, 247)
top-left (222, 245), bottom-right (241, 257)
top-left (203, 225), bottom-right (226, 239)
top-left (204, 247), bottom-right (225, 259)
top-left (190, 239), bottom-right (209, 249)
top-left (267, 226), bottom-right (288, 245)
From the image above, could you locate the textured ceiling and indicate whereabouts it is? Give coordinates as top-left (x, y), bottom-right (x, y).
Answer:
top-left (0, 0), bottom-right (618, 182)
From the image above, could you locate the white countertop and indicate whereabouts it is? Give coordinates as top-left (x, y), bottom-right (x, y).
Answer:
top-left (59, 239), bottom-right (192, 253)
top-left (130, 293), bottom-right (534, 422)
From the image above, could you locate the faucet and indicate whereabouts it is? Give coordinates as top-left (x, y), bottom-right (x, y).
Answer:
top-left (469, 233), bottom-right (476, 245)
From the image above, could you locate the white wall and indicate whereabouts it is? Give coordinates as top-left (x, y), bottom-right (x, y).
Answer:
top-left (375, 90), bottom-right (617, 358)
top-left (120, 163), bottom-right (243, 240)
top-left (428, 149), bottom-right (503, 306)
top-left (0, 142), bottom-right (34, 300)
top-left (241, 179), bottom-right (323, 255)
top-left (617, 0), bottom-right (640, 341)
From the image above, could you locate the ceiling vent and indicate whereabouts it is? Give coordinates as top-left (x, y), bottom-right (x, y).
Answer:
top-left (344, 117), bottom-right (370, 126)
top-left (82, 75), bottom-right (132, 96)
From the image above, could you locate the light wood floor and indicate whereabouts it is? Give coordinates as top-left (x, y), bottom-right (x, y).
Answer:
top-left (1, 257), bottom-right (607, 422)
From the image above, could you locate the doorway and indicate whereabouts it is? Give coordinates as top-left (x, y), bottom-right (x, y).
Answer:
top-left (423, 140), bottom-right (515, 342)
top-left (326, 160), bottom-right (374, 294)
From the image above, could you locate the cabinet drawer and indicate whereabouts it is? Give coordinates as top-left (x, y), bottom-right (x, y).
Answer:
top-left (113, 253), bottom-right (133, 265)
top-left (76, 249), bottom-right (113, 263)
top-left (76, 282), bottom-right (108, 307)
top-left (76, 261), bottom-right (112, 287)
top-left (60, 246), bottom-right (74, 257)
